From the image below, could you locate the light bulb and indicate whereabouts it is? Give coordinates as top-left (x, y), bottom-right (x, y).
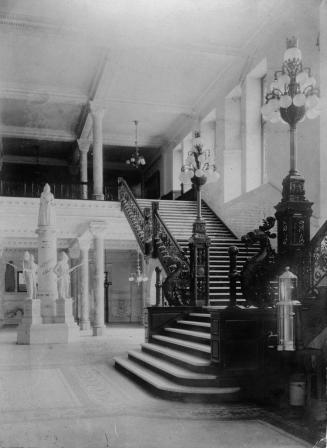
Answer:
top-left (126, 160), bottom-right (130, 164)
top-left (195, 169), bottom-right (204, 178)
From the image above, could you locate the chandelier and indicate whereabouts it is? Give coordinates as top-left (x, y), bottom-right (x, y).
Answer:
top-left (261, 36), bottom-right (320, 126)
top-left (126, 120), bottom-right (146, 168)
top-left (128, 248), bottom-right (148, 285)
top-left (179, 130), bottom-right (219, 186)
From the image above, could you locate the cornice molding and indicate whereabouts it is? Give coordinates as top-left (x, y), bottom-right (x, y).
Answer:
top-left (0, 84), bottom-right (87, 105)
top-left (1, 125), bottom-right (76, 142)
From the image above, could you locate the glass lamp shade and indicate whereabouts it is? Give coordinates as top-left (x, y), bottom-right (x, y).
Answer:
top-left (280, 94), bottom-right (292, 108)
top-left (128, 274), bottom-right (135, 282)
top-left (270, 98), bottom-right (280, 111)
top-left (293, 93), bottom-right (306, 107)
top-left (284, 46), bottom-right (302, 62)
top-left (139, 157), bottom-right (146, 166)
top-left (296, 71), bottom-right (308, 86)
top-left (270, 80), bottom-right (279, 91)
top-left (270, 110), bottom-right (281, 123)
top-left (305, 94), bottom-right (319, 110)
top-left (306, 108), bottom-right (320, 119)
top-left (126, 160), bottom-right (131, 165)
top-left (195, 169), bottom-right (204, 178)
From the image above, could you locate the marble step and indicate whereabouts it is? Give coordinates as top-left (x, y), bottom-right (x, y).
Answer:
top-left (176, 320), bottom-right (211, 330)
top-left (152, 334), bottom-right (211, 358)
top-left (163, 327), bottom-right (211, 344)
top-left (114, 357), bottom-right (240, 402)
top-left (141, 342), bottom-right (212, 372)
top-left (128, 350), bottom-right (218, 386)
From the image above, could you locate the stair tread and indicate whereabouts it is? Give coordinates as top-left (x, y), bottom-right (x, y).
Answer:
top-left (141, 343), bottom-right (211, 366)
top-left (129, 350), bottom-right (217, 379)
top-left (115, 357), bottom-right (240, 395)
top-left (177, 320), bottom-right (210, 328)
top-left (164, 327), bottom-right (211, 340)
top-left (152, 335), bottom-right (211, 353)
top-left (189, 313), bottom-right (211, 318)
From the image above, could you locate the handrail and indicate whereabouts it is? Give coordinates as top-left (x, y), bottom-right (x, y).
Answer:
top-left (152, 202), bottom-right (189, 272)
top-left (118, 177), bottom-right (146, 254)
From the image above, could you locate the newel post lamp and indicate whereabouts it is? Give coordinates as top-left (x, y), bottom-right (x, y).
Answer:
top-left (262, 37), bottom-right (320, 266)
top-left (179, 130), bottom-right (219, 305)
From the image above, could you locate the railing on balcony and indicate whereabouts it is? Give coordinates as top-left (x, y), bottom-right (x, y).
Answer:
top-left (0, 180), bottom-right (117, 201)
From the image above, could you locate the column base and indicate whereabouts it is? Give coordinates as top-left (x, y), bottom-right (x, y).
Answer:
top-left (79, 320), bottom-right (91, 331)
top-left (92, 194), bottom-right (104, 201)
top-left (93, 326), bottom-right (105, 336)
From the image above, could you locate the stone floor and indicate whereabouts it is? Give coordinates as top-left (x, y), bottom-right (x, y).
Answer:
top-left (0, 324), bottom-right (316, 448)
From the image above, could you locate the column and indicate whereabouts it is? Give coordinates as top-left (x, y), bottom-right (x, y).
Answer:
top-left (89, 101), bottom-right (105, 201)
top-left (77, 139), bottom-right (91, 200)
top-left (78, 238), bottom-right (91, 331)
top-left (90, 221), bottom-right (106, 336)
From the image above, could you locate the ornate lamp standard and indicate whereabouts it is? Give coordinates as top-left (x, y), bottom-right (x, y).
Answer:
top-left (261, 37), bottom-right (320, 266)
top-left (179, 130), bottom-right (219, 305)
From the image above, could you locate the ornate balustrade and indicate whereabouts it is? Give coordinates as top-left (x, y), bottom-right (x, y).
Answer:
top-left (0, 180), bottom-right (116, 201)
top-left (300, 221), bottom-right (327, 298)
top-left (118, 177), bottom-right (146, 254)
top-left (152, 202), bottom-right (191, 305)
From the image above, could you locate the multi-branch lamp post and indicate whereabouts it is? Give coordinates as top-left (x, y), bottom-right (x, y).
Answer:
top-left (179, 129), bottom-right (219, 306)
top-left (179, 130), bottom-right (219, 233)
top-left (261, 37), bottom-right (320, 265)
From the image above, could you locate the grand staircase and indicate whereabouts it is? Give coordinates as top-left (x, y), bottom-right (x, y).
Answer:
top-left (137, 199), bottom-right (258, 307)
top-left (114, 311), bottom-right (241, 401)
top-left (115, 197), bottom-right (263, 400)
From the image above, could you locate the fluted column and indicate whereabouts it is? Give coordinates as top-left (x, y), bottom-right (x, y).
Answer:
top-left (90, 221), bottom-right (106, 336)
top-left (78, 237), bottom-right (91, 331)
top-left (89, 102), bottom-right (105, 200)
top-left (77, 139), bottom-right (90, 200)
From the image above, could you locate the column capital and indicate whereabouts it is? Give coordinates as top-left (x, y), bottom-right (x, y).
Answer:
top-left (77, 138), bottom-right (91, 154)
top-left (89, 221), bottom-right (107, 238)
top-left (78, 236), bottom-right (92, 252)
top-left (89, 101), bottom-right (106, 120)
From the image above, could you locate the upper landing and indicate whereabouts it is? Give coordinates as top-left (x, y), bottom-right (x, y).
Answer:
top-left (0, 196), bottom-right (135, 249)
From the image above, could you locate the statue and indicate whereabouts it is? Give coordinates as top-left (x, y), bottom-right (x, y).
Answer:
top-left (38, 183), bottom-right (56, 226)
top-left (240, 217), bottom-right (277, 308)
top-left (23, 251), bottom-right (38, 300)
top-left (53, 252), bottom-right (71, 299)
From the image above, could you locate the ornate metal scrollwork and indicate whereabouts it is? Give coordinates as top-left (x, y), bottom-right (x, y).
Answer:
top-left (239, 217), bottom-right (277, 308)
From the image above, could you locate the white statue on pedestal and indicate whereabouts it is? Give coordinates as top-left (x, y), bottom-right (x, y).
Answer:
top-left (23, 251), bottom-right (38, 300)
top-left (38, 183), bottom-right (56, 226)
top-left (54, 251), bottom-right (71, 299)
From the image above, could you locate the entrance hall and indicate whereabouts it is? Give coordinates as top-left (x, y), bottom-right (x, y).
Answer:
top-left (0, 325), bottom-right (312, 448)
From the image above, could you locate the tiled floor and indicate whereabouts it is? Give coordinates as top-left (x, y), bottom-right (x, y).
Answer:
top-left (0, 325), bottom-right (313, 448)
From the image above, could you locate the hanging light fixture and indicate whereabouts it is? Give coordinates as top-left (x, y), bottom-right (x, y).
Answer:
top-left (126, 120), bottom-right (146, 168)
top-left (128, 247), bottom-right (148, 284)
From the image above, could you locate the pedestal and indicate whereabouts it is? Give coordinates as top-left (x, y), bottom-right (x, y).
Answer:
top-left (17, 299), bottom-right (42, 344)
top-left (275, 172), bottom-right (313, 270)
top-left (189, 218), bottom-right (211, 306)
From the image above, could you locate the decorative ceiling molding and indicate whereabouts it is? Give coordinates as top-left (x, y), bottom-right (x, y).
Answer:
top-left (0, 84), bottom-right (87, 105)
top-left (105, 97), bottom-right (193, 115)
top-left (1, 125), bottom-right (76, 142)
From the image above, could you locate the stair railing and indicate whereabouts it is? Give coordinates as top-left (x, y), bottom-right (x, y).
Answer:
top-left (152, 201), bottom-right (191, 305)
top-left (300, 220), bottom-right (327, 299)
top-left (118, 177), bottom-right (146, 254)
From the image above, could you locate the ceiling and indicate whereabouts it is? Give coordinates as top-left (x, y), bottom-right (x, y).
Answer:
top-left (0, 0), bottom-right (319, 171)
